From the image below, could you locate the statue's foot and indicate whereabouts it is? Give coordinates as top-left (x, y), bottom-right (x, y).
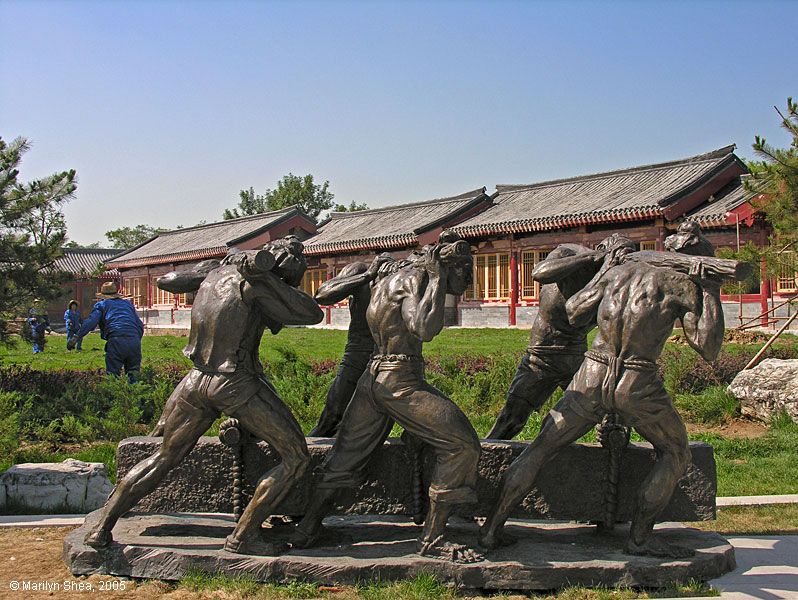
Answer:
top-left (478, 527), bottom-right (517, 551)
top-left (418, 536), bottom-right (484, 563)
top-left (224, 534), bottom-right (287, 556)
top-left (625, 536), bottom-right (695, 559)
top-left (84, 527), bottom-right (112, 548)
top-left (289, 525), bottom-right (325, 550)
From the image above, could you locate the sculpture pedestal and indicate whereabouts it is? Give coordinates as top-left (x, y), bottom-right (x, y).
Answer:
top-left (64, 511), bottom-right (735, 591)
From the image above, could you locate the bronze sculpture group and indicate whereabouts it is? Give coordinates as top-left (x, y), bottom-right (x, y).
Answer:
top-left (84, 224), bottom-right (746, 565)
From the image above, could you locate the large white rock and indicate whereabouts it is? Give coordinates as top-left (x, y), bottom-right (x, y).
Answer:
top-left (0, 459), bottom-right (112, 513)
top-left (728, 358), bottom-right (798, 423)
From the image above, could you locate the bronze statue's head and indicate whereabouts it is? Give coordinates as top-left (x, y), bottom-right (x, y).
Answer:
top-left (596, 233), bottom-right (636, 255)
top-left (664, 221), bottom-right (715, 257)
top-left (437, 230), bottom-right (473, 295)
top-left (264, 235), bottom-right (307, 287)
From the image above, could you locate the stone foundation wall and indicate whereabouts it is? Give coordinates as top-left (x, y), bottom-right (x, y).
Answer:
top-left (117, 437), bottom-right (716, 521)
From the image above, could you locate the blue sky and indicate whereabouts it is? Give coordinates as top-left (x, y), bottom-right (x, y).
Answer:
top-left (1, 0), bottom-right (796, 245)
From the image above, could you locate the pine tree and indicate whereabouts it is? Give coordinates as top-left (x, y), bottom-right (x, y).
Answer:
top-left (0, 136), bottom-right (76, 344)
top-left (744, 98), bottom-right (798, 279)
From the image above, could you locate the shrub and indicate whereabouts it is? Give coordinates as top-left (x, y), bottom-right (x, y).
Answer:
top-left (0, 391), bottom-right (21, 464)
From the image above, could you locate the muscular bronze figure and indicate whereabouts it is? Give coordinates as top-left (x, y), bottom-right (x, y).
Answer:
top-left (487, 236), bottom-right (625, 440)
top-left (291, 232), bottom-right (483, 563)
top-left (480, 239), bottom-right (728, 558)
top-left (84, 236), bottom-right (324, 555)
top-left (309, 257), bottom-right (390, 437)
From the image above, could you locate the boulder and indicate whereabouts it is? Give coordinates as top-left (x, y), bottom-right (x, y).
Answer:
top-left (0, 459), bottom-right (113, 513)
top-left (728, 358), bottom-right (798, 423)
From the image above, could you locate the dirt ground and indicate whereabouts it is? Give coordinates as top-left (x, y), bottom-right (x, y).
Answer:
top-left (686, 418), bottom-right (768, 438)
top-left (0, 527), bottom-right (204, 599)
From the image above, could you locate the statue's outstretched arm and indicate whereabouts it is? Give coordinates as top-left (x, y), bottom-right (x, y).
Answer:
top-left (156, 259), bottom-right (221, 293)
top-left (314, 262), bottom-right (370, 306)
top-left (532, 246), bottom-right (600, 284)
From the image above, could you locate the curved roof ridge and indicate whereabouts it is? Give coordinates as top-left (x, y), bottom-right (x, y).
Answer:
top-left (157, 205), bottom-right (301, 236)
top-left (496, 145), bottom-right (737, 193)
top-left (326, 187), bottom-right (487, 219)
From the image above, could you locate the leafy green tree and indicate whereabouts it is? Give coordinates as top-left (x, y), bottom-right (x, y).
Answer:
top-left (1, 136), bottom-right (76, 344)
top-left (64, 240), bottom-right (101, 248)
top-left (105, 224), bottom-right (165, 249)
top-left (224, 173), bottom-right (335, 223)
top-left (737, 98), bottom-right (798, 279)
top-left (333, 200), bottom-right (369, 213)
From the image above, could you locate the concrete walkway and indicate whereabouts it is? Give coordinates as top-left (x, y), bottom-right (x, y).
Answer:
top-left (717, 494), bottom-right (798, 507)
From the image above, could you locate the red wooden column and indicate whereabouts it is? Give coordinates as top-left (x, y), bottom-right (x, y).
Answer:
top-left (760, 256), bottom-right (771, 327)
top-left (509, 251), bottom-right (519, 326)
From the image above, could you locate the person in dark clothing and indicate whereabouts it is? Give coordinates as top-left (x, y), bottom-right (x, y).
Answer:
top-left (27, 309), bottom-right (51, 353)
top-left (69, 282), bottom-right (144, 382)
top-left (309, 257), bottom-right (391, 437)
top-left (64, 300), bottom-right (83, 351)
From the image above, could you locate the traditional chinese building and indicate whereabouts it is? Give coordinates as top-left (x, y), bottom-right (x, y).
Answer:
top-left (302, 187), bottom-right (493, 326)
top-left (45, 247), bottom-right (123, 323)
top-left (449, 146), bottom-right (773, 327)
top-left (106, 206), bottom-right (317, 332)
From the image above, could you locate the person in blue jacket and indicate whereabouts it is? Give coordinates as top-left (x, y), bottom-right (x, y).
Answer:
top-left (64, 300), bottom-right (83, 351)
top-left (27, 309), bottom-right (51, 353)
top-left (69, 282), bottom-right (144, 382)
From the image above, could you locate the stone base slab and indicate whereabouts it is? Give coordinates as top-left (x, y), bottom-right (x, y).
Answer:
top-left (117, 437), bottom-right (717, 522)
top-left (63, 511), bottom-right (736, 591)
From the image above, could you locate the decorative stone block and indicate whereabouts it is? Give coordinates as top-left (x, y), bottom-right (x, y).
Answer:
top-left (728, 358), bottom-right (798, 423)
top-left (117, 437), bottom-right (716, 521)
top-left (1, 459), bottom-right (113, 513)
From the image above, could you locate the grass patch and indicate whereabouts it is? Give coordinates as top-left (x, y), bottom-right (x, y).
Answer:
top-left (674, 385), bottom-right (739, 425)
top-left (358, 573), bottom-right (455, 600)
top-left (693, 419), bottom-right (798, 496)
top-left (691, 504), bottom-right (798, 535)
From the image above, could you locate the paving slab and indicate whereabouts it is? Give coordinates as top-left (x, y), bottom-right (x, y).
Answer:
top-left (63, 511), bottom-right (735, 591)
top-left (710, 535), bottom-right (798, 600)
top-left (716, 495), bottom-right (798, 507)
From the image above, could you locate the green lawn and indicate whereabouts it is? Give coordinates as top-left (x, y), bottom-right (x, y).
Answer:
top-left (2, 329), bottom-right (797, 497)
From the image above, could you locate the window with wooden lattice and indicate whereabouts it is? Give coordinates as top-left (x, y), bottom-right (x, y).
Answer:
top-left (520, 249), bottom-right (551, 300)
top-left (639, 241), bottom-right (657, 251)
top-left (465, 253), bottom-right (511, 300)
top-left (301, 269), bottom-right (327, 297)
top-left (776, 251), bottom-right (797, 293)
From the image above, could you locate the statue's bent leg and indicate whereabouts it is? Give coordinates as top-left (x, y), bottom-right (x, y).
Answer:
top-left (309, 359), bottom-right (365, 437)
top-left (480, 392), bottom-right (596, 550)
top-left (85, 384), bottom-right (217, 547)
top-left (622, 386), bottom-right (692, 558)
top-left (293, 373), bottom-right (393, 548)
top-left (378, 377), bottom-right (481, 562)
top-left (224, 383), bottom-right (310, 555)
top-left (488, 354), bottom-right (560, 439)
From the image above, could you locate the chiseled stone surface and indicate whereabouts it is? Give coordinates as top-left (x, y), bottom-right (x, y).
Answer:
top-left (1, 459), bottom-right (112, 512)
top-left (63, 511), bottom-right (736, 590)
top-left (728, 358), bottom-right (798, 423)
top-left (117, 437), bottom-right (716, 522)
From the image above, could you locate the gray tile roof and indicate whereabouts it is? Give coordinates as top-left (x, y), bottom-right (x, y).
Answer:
top-left (453, 146), bottom-right (744, 237)
top-left (107, 206), bottom-right (307, 267)
top-left (684, 176), bottom-right (760, 227)
top-left (304, 188), bottom-right (490, 255)
top-left (53, 248), bottom-right (122, 277)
